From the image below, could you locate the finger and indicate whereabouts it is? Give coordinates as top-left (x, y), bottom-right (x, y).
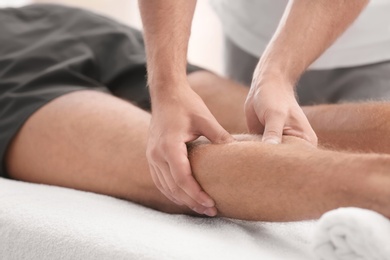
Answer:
top-left (308, 128), bottom-right (318, 146)
top-left (149, 164), bottom-right (181, 205)
top-left (160, 162), bottom-right (210, 215)
top-left (200, 115), bottom-right (235, 144)
top-left (153, 165), bottom-right (183, 206)
top-left (262, 112), bottom-right (286, 144)
top-left (285, 125), bottom-right (318, 146)
top-left (167, 147), bottom-right (216, 210)
top-left (284, 112), bottom-right (318, 146)
top-left (297, 115), bottom-right (318, 146)
top-left (245, 102), bottom-right (264, 134)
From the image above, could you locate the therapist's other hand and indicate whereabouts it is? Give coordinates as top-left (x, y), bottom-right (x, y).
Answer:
top-left (147, 82), bottom-right (234, 217)
top-left (245, 75), bottom-right (318, 146)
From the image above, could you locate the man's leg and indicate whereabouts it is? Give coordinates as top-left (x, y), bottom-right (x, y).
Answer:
top-left (188, 135), bottom-right (390, 221)
top-left (303, 103), bottom-right (390, 153)
top-left (187, 71), bottom-right (248, 134)
top-left (5, 90), bottom-right (186, 214)
top-left (189, 71), bottom-right (390, 153)
top-left (5, 89), bottom-right (390, 221)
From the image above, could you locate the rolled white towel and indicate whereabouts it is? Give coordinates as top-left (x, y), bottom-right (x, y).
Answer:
top-left (313, 207), bottom-right (390, 260)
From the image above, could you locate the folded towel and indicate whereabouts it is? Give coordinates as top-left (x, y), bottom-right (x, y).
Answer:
top-left (313, 207), bottom-right (390, 260)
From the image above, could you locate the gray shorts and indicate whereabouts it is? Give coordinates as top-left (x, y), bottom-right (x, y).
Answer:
top-left (0, 4), bottom-right (202, 177)
top-left (224, 36), bottom-right (390, 105)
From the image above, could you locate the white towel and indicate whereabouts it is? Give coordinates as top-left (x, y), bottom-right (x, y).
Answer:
top-left (313, 207), bottom-right (390, 260)
top-left (0, 178), bottom-right (315, 260)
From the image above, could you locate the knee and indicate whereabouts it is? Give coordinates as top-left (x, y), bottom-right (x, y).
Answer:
top-left (187, 71), bottom-right (220, 100)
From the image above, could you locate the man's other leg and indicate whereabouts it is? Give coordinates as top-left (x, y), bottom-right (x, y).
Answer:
top-left (303, 103), bottom-right (390, 153)
top-left (188, 71), bottom-right (248, 134)
top-left (189, 71), bottom-right (390, 153)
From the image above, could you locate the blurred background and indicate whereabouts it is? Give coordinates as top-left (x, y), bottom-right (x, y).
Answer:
top-left (0, 0), bottom-right (224, 74)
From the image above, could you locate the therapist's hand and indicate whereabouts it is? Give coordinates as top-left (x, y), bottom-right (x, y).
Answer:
top-left (147, 82), bottom-right (234, 216)
top-left (245, 75), bottom-right (318, 146)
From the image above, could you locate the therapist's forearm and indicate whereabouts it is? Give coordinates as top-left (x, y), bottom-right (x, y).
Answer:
top-left (257, 0), bottom-right (369, 84)
top-left (138, 0), bottom-right (197, 97)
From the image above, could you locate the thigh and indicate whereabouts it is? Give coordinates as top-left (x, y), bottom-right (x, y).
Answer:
top-left (0, 5), bottom-right (110, 178)
top-left (0, 4), bottom-right (201, 215)
top-left (5, 90), bottom-right (186, 213)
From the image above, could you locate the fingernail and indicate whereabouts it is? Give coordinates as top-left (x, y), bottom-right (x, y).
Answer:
top-left (192, 207), bottom-right (201, 214)
top-left (201, 200), bottom-right (215, 208)
top-left (204, 208), bottom-right (216, 217)
top-left (264, 139), bottom-right (279, 144)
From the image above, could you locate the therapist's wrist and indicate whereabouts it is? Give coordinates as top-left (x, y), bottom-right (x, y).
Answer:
top-left (251, 66), bottom-right (296, 93)
top-left (148, 67), bottom-right (188, 93)
top-left (254, 51), bottom-right (306, 87)
top-left (148, 74), bottom-right (191, 101)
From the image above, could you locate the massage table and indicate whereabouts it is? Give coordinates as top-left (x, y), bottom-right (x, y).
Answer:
top-left (0, 177), bottom-right (316, 259)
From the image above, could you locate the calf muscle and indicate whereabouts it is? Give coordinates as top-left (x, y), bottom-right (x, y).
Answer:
top-left (187, 134), bottom-right (390, 221)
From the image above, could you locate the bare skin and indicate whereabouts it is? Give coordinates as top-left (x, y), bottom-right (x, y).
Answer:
top-left (139, 0), bottom-right (369, 213)
top-left (139, 0), bottom-right (232, 215)
top-left (189, 135), bottom-right (390, 221)
top-left (5, 71), bottom-right (390, 220)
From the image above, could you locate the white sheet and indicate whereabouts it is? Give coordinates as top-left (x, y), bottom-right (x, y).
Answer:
top-left (0, 177), bottom-right (316, 260)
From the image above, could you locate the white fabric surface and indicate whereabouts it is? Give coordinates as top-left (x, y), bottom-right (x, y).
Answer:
top-left (313, 207), bottom-right (390, 260)
top-left (0, 178), bottom-right (316, 260)
top-left (210, 0), bottom-right (390, 69)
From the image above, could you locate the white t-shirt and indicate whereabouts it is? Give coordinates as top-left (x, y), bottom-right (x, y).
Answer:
top-left (210, 0), bottom-right (390, 69)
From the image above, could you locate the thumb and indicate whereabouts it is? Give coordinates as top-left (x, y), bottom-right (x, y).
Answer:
top-left (262, 113), bottom-right (286, 144)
